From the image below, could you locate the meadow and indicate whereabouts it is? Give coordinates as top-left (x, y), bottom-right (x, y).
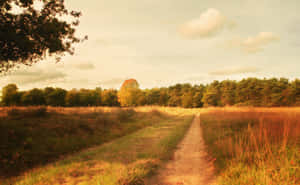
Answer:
top-left (0, 106), bottom-right (299, 185)
top-left (0, 106), bottom-right (194, 184)
top-left (200, 107), bottom-right (300, 185)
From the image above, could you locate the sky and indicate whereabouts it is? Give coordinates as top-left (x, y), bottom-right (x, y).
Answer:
top-left (1, 0), bottom-right (300, 90)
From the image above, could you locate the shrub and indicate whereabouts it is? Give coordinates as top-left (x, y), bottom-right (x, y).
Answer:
top-left (7, 107), bottom-right (47, 119)
top-left (115, 108), bottom-right (136, 122)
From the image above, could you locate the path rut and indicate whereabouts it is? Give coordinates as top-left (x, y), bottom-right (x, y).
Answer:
top-left (146, 114), bottom-right (216, 185)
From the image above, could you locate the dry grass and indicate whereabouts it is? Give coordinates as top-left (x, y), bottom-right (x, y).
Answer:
top-left (1, 107), bottom-right (194, 185)
top-left (0, 106), bottom-right (171, 178)
top-left (200, 107), bottom-right (300, 185)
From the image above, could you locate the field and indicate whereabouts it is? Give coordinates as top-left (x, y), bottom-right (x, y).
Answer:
top-left (0, 107), bottom-right (194, 184)
top-left (0, 106), bottom-right (299, 185)
top-left (200, 107), bottom-right (300, 185)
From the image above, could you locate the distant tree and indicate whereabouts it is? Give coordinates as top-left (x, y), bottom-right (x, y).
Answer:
top-left (44, 87), bottom-right (67, 106)
top-left (21, 88), bottom-right (45, 105)
top-left (118, 79), bottom-right (141, 107)
top-left (181, 91), bottom-right (194, 108)
top-left (136, 91), bottom-right (147, 106)
top-left (192, 91), bottom-right (204, 108)
top-left (77, 89), bottom-right (99, 106)
top-left (65, 89), bottom-right (80, 107)
top-left (1, 84), bottom-right (20, 105)
top-left (102, 89), bottom-right (119, 106)
top-left (168, 84), bottom-right (184, 107)
top-left (158, 88), bottom-right (169, 106)
top-left (270, 78), bottom-right (289, 106)
top-left (235, 78), bottom-right (263, 106)
top-left (145, 88), bottom-right (160, 105)
top-left (220, 80), bottom-right (236, 106)
top-left (0, 0), bottom-right (85, 73)
top-left (202, 81), bottom-right (220, 107)
top-left (291, 79), bottom-right (300, 105)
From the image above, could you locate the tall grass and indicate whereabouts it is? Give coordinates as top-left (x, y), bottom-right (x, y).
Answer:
top-left (1, 108), bottom-right (194, 185)
top-left (0, 107), bottom-right (165, 178)
top-left (201, 109), bottom-right (300, 185)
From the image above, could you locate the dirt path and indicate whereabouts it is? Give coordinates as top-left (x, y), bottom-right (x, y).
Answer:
top-left (146, 114), bottom-right (216, 185)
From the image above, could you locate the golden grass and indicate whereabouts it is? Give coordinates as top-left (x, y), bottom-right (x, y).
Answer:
top-left (1, 107), bottom-right (193, 185)
top-left (200, 107), bottom-right (300, 185)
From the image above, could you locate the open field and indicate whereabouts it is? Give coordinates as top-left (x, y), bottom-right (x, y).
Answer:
top-left (0, 107), bottom-right (194, 184)
top-left (200, 108), bottom-right (300, 185)
top-left (1, 106), bottom-right (300, 185)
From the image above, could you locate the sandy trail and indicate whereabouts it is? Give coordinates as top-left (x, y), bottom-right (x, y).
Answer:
top-left (146, 114), bottom-right (216, 185)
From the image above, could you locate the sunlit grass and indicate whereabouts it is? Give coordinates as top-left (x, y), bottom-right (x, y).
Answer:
top-left (200, 108), bottom-right (300, 185)
top-left (1, 107), bottom-right (194, 184)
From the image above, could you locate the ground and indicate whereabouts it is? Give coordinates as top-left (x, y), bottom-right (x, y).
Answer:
top-left (146, 114), bottom-right (216, 185)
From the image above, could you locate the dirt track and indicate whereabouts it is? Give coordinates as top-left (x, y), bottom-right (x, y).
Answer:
top-left (146, 114), bottom-right (216, 185)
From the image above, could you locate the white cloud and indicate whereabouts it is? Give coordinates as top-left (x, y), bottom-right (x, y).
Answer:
top-left (179, 8), bottom-right (227, 39)
top-left (228, 32), bottom-right (280, 53)
top-left (209, 66), bottom-right (260, 76)
top-left (73, 63), bottom-right (95, 70)
top-left (5, 68), bottom-right (66, 85)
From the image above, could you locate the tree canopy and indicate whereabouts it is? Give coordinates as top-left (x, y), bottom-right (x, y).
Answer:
top-left (1, 78), bottom-right (300, 107)
top-left (0, 0), bottom-right (85, 73)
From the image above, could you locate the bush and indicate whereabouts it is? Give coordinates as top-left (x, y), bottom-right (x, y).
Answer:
top-left (115, 108), bottom-right (136, 122)
top-left (7, 107), bottom-right (47, 119)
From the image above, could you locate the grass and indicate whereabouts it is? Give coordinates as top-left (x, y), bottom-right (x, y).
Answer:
top-left (1, 106), bottom-right (194, 185)
top-left (0, 107), bottom-right (166, 177)
top-left (200, 108), bottom-right (300, 185)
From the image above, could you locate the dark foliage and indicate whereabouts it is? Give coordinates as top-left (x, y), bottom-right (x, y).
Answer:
top-left (0, 0), bottom-right (85, 72)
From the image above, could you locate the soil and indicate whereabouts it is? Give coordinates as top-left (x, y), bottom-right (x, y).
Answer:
top-left (145, 114), bottom-right (216, 185)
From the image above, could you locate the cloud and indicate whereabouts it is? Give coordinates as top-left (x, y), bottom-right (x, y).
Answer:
top-left (179, 8), bottom-right (227, 39)
top-left (209, 66), bottom-right (260, 76)
top-left (227, 32), bottom-right (280, 53)
top-left (7, 69), bottom-right (66, 85)
top-left (72, 63), bottom-right (95, 70)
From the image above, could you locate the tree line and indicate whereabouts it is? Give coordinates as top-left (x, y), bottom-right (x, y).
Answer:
top-left (1, 78), bottom-right (300, 107)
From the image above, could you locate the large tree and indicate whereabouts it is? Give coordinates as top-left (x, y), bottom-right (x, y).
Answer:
top-left (0, 0), bottom-right (85, 72)
top-left (118, 79), bottom-right (141, 107)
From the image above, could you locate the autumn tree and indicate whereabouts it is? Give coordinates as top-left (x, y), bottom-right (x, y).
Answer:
top-left (0, 0), bottom-right (85, 72)
top-left (118, 79), bottom-right (141, 107)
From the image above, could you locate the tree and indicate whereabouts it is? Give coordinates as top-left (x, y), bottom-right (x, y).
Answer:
top-left (118, 79), bottom-right (141, 107)
top-left (168, 84), bottom-right (184, 107)
top-left (291, 79), bottom-right (300, 105)
top-left (145, 88), bottom-right (160, 105)
top-left (102, 89), bottom-right (119, 106)
top-left (220, 80), bottom-right (236, 106)
top-left (1, 84), bottom-right (20, 105)
top-left (44, 87), bottom-right (67, 106)
top-left (0, 0), bottom-right (85, 73)
top-left (65, 89), bottom-right (80, 107)
top-left (21, 88), bottom-right (45, 105)
top-left (181, 91), bottom-right (194, 108)
top-left (202, 81), bottom-right (221, 107)
top-left (158, 88), bottom-right (169, 106)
